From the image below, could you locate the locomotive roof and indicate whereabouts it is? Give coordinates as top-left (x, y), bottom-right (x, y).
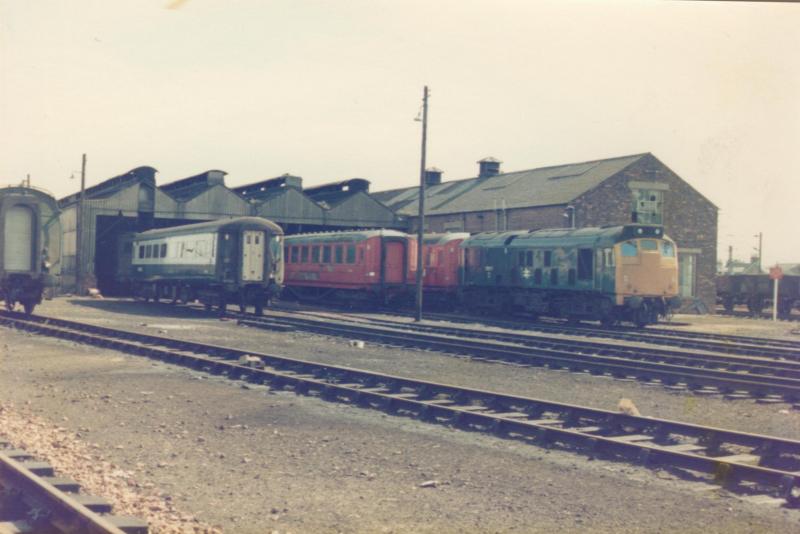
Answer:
top-left (461, 225), bottom-right (669, 248)
top-left (134, 216), bottom-right (283, 239)
top-left (423, 232), bottom-right (471, 245)
top-left (285, 229), bottom-right (409, 243)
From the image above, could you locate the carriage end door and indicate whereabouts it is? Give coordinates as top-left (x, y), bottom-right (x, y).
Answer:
top-left (242, 231), bottom-right (265, 282)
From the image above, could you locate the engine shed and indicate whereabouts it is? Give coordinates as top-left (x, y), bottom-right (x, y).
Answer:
top-left (59, 168), bottom-right (403, 295)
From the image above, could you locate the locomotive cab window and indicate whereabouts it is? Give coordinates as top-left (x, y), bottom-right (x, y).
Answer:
top-left (621, 241), bottom-right (638, 257)
top-left (640, 240), bottom-right (658, 251)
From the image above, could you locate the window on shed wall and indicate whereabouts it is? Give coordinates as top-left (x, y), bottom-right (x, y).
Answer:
top-left (679, 253), bottom-right (696, 297)
top-left (632, 189), bottom-right (663, 224)
top-left (346, 245), bottom-right (356, 263)
top-left (311, 245), bottom-right (320, 263)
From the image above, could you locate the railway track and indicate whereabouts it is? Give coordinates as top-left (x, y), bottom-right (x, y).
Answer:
top-left (273, 302), bottom-right (800, 356)
top-left (3, 311), bottom-right (800, 505)
top-left (237, 310), bottom-right (800, 402)
top-left (0, 442), bottom-right (146, 533)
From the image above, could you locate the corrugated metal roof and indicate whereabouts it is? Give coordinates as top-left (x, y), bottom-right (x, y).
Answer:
top-left (374, 154), bottom-right (647, 216)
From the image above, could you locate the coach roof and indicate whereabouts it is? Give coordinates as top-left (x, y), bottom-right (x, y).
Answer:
top-left (134, 217), bottom-right (283, 239)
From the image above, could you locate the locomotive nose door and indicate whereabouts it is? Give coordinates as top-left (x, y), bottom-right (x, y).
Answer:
top-left (242, 231), bottom-right (265, 281)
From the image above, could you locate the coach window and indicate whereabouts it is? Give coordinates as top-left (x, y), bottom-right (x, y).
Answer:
top-left (160, 243), bottom-right (167, 258)
top-left (550, 268), bottom-right (558, 285)
top-left (534, 268), bottom-right (542, 285)
top-left (311, 245), bottom-right (320, 263)
top-left (284, 246), bottom-right (290, 262)
top-left (526, 251), bottom-right (534, 267)
top-left (322, 245), bottom-right (332, 263)
top-left (518, 251), bottom-right (525, 266)
top-left (145, 244), bottom-right (153, 259)
top-left (359, 247), bottom-right (365, 261)
top-left (290, 246), bottom-right (299, 264)
top-left (138, 245), bottom-right (145, 259)
top-left (577, 249), bottom-right (593, 280)
top-left (568, 268), bottom-right (576, 286)
top-left (621, 241), bottom-right (638, 257)
top-left (346, 244), bottom-right (356, 263)
top-left (335, 245), bottom-right (344, 264)
top-left (301, 246), bottom-right (309, 263)
top-left (544, 250), bottom-right (552, 267)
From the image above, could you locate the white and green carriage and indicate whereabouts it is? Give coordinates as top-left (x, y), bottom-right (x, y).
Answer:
top-left (128, 217), bottom-right (283, 315)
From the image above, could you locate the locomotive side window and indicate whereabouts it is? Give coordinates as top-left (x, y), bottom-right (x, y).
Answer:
top-left (346, 245), bottom-right (356, 263)
top-left (621, 241), bottom-right (638, 257)
top-left (335, 245), bottom-right (344, 264)
top-left (323, 245), bottom-right (331, 263)
top-left (577, 248), bottom-right (593, 280)
top-left (544, 250), bottom-right (552, 267)
top-left (311, 245), bottom-right (320, 263)
top-left (661, 242), bottom-right (675, 257)
top-left (301, 246), bottom-right (309, 263)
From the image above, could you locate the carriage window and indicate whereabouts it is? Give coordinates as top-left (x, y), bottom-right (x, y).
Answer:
top-left (534, 268), bottom-right (542, 285)
top-left (322, 246), bottom-right (331, 263)
top-left (640, 240), bottom-right (658, 251)
top-left (160, 243), bottom-right (167, 258)
top-left (544, 250), bottom-right (553, 267)
top-left (284, 246), bottom-right (290, 262)
top-left (311, 245), bottom-right (320, 263)
top-left (518, 251), bottom-right (525, 266)
top-left (568, 268), bottom-right (576, 285)
top-left (359, 248), bottom-right (364, 261)
top-left (246, 235), bottom-right (251, 244)
top-left (255, 235), bottom-right (260, 244)
top-left (577, 249), bottom-right (593, 280)
top-left (301, 246), bottom-right (309, 263)
top-left (139, 245), bottom-right (145, 259)
top-left (145, 245), bottom-right (152, 258)
top-left (346, 245), bottom-right (356, 263)
top-left (550, 268), bottom-right (558, 285)
top-left (526, 251), bottom-right (534, 267)
top-left (661, 242), bottom-right (675, 257)
top-left (335, 245), bottom-right (344, 264)
top-left (290, 246), bottom-right (299, 263)
top-left (621, 241), bottom-right (638, 257)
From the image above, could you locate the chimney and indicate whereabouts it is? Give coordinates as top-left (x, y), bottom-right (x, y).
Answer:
top-left (425, 167), bottom-right (443, 186)
top-left (478, 157), bottom-right (502, 178)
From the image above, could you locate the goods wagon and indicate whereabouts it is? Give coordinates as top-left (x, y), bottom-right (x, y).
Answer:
top-left (0, 186), bottom-right (61, 314)
top-left (716, 269), bottom-right (800, 318)
top-left (460, 224), bottom-right (681, 327)
top-left (283, 229), bottom-right (417, 305)
top-left (422, 232), bottom-right (469, 306)
top-left (126, 217), bottom-right (283, 315)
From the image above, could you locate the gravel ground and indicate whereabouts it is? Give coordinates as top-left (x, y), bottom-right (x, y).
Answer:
top-left (1, 297), bottom-right (799, 533)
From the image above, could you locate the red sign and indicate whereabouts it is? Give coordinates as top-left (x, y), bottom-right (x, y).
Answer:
top-left (769, 265), bottom-right (783, 280)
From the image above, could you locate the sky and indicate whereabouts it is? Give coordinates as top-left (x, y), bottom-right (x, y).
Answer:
top-left (1, 0), bottom-right (798, 266)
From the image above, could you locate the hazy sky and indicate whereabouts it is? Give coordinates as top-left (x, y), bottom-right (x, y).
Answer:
top-left (1, 1), bottom-right (798, 265)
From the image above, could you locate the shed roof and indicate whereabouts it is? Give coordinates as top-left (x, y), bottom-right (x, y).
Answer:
top-left (373, 153), bottom-right (648, 216)
top-left (59, 166), bottom-right (157, 206)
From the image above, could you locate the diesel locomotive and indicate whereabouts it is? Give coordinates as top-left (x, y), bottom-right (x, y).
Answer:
top-left (126, 217), bottom-right (283, 315)
top-left (0, 185), bottom-right (61, 314)
top-left (283, 229), bottom-right (417, 305)
top-left (459, 224), bottom-right (681, 326)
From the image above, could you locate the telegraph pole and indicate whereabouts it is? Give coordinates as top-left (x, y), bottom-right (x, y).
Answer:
top-left (75, 154), bottom-right (87, 295)
top-left (755, 232), bottom-right (763, 272)
top-left (414, 86), bottom-right (429, 322)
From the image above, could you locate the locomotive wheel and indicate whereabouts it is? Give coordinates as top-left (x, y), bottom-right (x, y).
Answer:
top-left (632, 303), bottom-right (651, 328)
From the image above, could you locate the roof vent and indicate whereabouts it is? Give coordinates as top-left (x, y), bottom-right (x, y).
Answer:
top-left (478, 157), bottom-right (502, 178)
top-left (425, 167), bottom-right (443, 186)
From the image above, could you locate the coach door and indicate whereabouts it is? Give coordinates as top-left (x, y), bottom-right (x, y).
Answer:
top-left (382, 240), bottom-right (405, 284)
top-left (4, 205), bottom-right (35, 271)
top-left (242, 231), bottom-right (265, 282)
